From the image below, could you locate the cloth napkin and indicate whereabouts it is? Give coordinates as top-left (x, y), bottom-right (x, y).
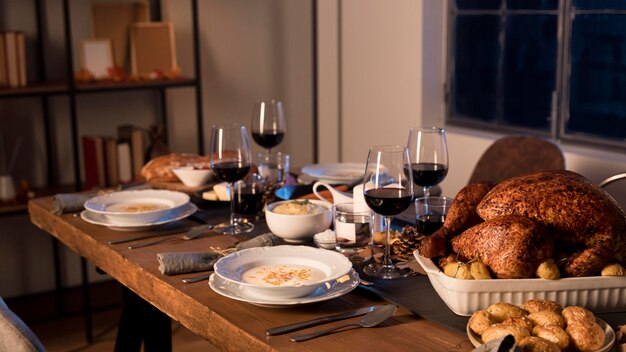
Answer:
top-left (51, 193), bottom-right (92, 215)
top-left (471, 335), bottom-right (520, 352)
top-left (157, 233), bottom-right (281, 275)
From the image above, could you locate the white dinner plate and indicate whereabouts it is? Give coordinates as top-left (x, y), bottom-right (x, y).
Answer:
top-left (80, 202), bottom-right (197, 231)
top-left (84, 189), bottom-right (190, 225)
top-left (301, 163), bottom-right (365, 184)
top-left (467, 317), bottom-right (615, 351)
top-left (208, 269), bottom-right (360, 308)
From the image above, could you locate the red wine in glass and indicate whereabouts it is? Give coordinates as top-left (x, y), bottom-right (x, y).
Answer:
top-left (362, 145), bottom-right (414, 279)
top-left (209, 123), bottom-right (253, 235)
top-left (212, 162), bottom-right (251, 183)
top-left (407, 127), bottom-right (449, 198)
top-left (410, 162), bottom-right (448, 188)
top-left (363, 188), bottom-right (413, 216)
top-left (415, 214), bottom-right (445, 236)
top-left (251, 99), bottom-right (286, 155)
top-left (251, 131), bottom-right (285, 150)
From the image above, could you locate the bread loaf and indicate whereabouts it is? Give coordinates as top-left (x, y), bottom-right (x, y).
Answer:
top-left (141, 153), bottom-right (211, 182)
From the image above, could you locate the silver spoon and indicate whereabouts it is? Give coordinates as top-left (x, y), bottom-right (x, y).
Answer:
top-left (289, 304), bottom-right (397, 342)
top-left (128, 225), bottom-right (213, 249)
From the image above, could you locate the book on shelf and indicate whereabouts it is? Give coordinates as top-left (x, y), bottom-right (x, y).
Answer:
top-left (0, 31), bottom-right (27, 88)
top-left (0, 33), bottom-right (6, 87)
top-left (118, 124), bottom-right (146, 181)
top-left (103, 137), bottom-right (119, 186)
top-left (117, 142), bottom-right (133, 184)
top-left (81, 135), bottom-right (106, 190)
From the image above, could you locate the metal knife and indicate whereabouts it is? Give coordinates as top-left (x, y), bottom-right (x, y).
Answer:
top-left (265, 306), bottom-right (378, 336)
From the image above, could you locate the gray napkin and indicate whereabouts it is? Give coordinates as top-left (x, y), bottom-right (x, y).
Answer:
top-left (157, 252), bottom-right (221, 275)
top-left (157, 233), bottom-right (282, 275)
top-left (51, 193), bottom-right (92, 214)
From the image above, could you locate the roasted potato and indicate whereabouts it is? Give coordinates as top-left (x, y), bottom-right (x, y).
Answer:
top-left (601, 263), bottom-right (626, 276)
top-left (536, 259), bottom-right (560, 280)
top-left (443, 261), bottom-right (473, 279)
top-left (470, 260), bottom-right (492, 280)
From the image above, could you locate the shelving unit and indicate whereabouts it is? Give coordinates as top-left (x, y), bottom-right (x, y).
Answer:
top-left (1, 0), bottom-right (204, 343)
top-left (0, 0), bottom-right (204, 192)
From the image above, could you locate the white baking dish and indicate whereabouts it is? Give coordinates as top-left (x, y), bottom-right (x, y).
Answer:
top-left (414, 250), bottom-right (626, 316)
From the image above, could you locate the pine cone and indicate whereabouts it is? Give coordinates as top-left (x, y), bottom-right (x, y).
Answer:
top-left (392, 226), bottom-right (423, 260)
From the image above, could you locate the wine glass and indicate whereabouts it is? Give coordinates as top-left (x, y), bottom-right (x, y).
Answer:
top-left (362, 145), bottom-right (414, 279)
top-left (250, 99), bottom-right (286, 155)
top-left (407, 127), bottom-right (449, 199)
top-left (209, 123), bottom-right (254, 235)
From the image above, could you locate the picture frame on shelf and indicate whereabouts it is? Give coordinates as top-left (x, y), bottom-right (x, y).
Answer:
top-left (130, 22), bottom-right (178, 78)
top-left (80, 39), bottom-right (114, 80)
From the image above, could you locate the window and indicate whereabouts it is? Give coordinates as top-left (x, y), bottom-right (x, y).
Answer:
top-left (447, 0), bottom-right (626, 150)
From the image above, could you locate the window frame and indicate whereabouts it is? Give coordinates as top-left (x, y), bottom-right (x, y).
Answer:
top-left (445, 0), bottom-right (626, 151)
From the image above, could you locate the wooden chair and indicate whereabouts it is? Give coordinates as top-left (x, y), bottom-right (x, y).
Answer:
top-left (468, 135), bottom-right (565, 185)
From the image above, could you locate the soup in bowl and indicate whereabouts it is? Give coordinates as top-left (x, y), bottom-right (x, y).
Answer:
top-left (213, 245), bottom-right (352, 300)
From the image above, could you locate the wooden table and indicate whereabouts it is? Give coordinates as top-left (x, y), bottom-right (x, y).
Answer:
top-left (28, 196), bottom-right (473, 352)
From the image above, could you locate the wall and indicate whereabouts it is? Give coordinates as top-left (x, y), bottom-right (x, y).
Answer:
top-left (333, 0), bottom-right (626, 203)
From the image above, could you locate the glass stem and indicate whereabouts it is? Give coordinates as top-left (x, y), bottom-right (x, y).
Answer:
top-left (229, 182), bottom-right (236, 228)
top-left (383, 216), bottom-right (393, 267)
top-left (423, 186), bottom-right (430, 199)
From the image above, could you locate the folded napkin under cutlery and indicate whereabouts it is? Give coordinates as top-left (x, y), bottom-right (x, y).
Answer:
top-left (158, 251), bottom-right (222, 275)
top-left (157, 233), bottom-right (281, 275)
top-left (51, 193), bottom-right (93, 215)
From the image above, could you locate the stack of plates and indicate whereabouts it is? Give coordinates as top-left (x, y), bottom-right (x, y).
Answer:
top-left (300, 163), bottom-right (365, 185)
top-left (81, 189), bottom-right (196, 231)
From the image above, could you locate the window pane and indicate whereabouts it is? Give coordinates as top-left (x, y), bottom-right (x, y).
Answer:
top-left (574, 0), bottom-right (626, 10)
top-left (452, 16), bottom-right (500, 122)
top-left (507, 0), bottom-right (558, 10)
top-left (502, 15), bottom-right (557, 130)
top-left (569, 15), bottom-right (626, 140)
top-left (456, 0), bottom-right (501, 10)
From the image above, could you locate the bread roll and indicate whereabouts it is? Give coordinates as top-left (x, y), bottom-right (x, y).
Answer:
top-left (523, 299), bottom-right (562, 315)
top-left (518, 336), bottom-right (561, 352)
top-left (532, 324), bottom-right (569, 350)
top-left (566, 320), bottom-right (605, 352)
top-left (527, 310), bottom-right (565, 328)
top-left (482, 322), bottom-right (530, 344)
top-left (486, 302), bottom-right (527, 323)
top-left (468, 310), bottom-right (494, 335)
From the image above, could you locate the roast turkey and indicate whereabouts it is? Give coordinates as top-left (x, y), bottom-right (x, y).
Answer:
top-left (419, 170), bottom-right (626, 277)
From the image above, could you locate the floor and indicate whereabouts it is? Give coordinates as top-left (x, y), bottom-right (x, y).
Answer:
top-left (29, 308), bottom-right (219, 352)
top-left (9, 280), bottom-right (220, 352)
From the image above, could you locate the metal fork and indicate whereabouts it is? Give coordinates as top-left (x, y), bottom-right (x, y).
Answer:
top-left (128, 225), bottom-right (213, 249)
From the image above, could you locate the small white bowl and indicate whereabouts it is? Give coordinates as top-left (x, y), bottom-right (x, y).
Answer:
top-left (172, 166), bottom-right (213, 187)
top-left (84, 190), bottom-right (189, 225)
top-left (265, 199), bottom-right (332, 243)
top-left (213, 245), bottom-right (352, 300)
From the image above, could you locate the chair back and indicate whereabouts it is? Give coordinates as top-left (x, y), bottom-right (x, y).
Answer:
top-left (468, 135), bottom-right (565, 185)
top-left (0, 297), bottom-right (46, 352)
